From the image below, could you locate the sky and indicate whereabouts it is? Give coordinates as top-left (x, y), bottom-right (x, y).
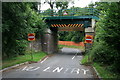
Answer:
top-left (40, 0), bottom-right (99, 10)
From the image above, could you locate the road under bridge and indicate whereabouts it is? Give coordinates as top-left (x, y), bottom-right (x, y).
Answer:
top-left (41, 15), bottom-right (99, 54)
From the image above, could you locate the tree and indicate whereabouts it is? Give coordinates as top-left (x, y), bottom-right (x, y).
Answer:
top-left (43, 0), bottom-right (56, 16)
top-left (2, 2), bottom-right (47, 58)
top-left (58, 31), bottom-right (84, 42)
top-left (90, 2), bottom-right (120, 73)
top-left (43, 0), bottom-right (73, 16)
top-left (56, 2), bottom-right (68, 9)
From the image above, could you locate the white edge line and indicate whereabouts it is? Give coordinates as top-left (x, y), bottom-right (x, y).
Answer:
top-left (41, 57), bottom-right (48, 63)
top-left (0, 62), bottom-right (29, 72)
top-left (93, 67), bottom-right (101, 78)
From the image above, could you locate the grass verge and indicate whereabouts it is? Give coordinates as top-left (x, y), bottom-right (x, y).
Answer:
top-left (81, 54), bottom-right (93, 65)
top-left (81, 54), bottom-right (89, 64)
top-left (93, 63), bottom-right (119, 79)
top-left (58, 45), bottom-right (85, 52)
top-left (1, 52), bottom-right (47, 69)
top-left (81, 54), bottom-right (120, 79)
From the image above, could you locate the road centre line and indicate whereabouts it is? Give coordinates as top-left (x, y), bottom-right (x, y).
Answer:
top-left (72, 56), bottom-right (75, 60)
top-left (72, 50), bottom-right (79, 60)
top-left (41, 57), bottom-right (48, 63)
top-left (76, 50), bottom-right (79, 55)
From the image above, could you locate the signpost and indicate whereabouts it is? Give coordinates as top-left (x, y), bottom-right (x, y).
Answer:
top-left (28, 33), bottom-right (35, 60)
top-left (85, 35), bottom-right (93, 43)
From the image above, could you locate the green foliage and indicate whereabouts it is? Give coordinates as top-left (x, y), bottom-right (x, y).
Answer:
top-left (81, 54), bottom-right (90, 65)
top-left (40, 8), bottom-right (53, 16)
top-left (58, 31), bottom-right (84, 42)
top-left (2, 2), bottom-right (47, 58)
top-left (41, 1), bottom-right (99, 17)
top-left (56, 2), bottom-right (68, 9)
top-left (93, 63), bottom-right (120, 78)
top-left (2, 51), bottom-right (47, 69)
top-left (89, 2), bottom-right (120, 73)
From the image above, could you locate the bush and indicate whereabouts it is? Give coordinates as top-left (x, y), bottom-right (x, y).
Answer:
top-left (2, 2), bottom-right (47, 58)
top-left (89, 2), bottom-right (120, 73)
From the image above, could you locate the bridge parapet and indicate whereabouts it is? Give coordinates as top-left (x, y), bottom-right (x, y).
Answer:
top-left (40, 8), bottom-right (99, 17)
top-left (43, 16), bottom-right (99, 30)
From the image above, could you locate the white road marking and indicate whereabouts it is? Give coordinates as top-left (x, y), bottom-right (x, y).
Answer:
top-left (28, 67), bottom-right (40, 71)
top-left (53, 67), bottom-right (63, 73)
top-left (22, 66), bottom-right (28, 71)
top-left (43, 67), bottom-right (50, 72)
top-left (17, 66), bottom-right (90, 75)
top-left (22, 66), bottom-right (40, 71)
top-left (72, 56), bottom-right (75, 60)
top-left (71, 68), bottom-right (80, 74)
top-left (41, 57), bottom-right (48, 63)
top-left (64, 68), bottom-right (71, 73)
top-left (72, 50), bottom-right (80, 60)
top-left (81, 69), bottom-right (89, 75)
top-left (76, 50), bottom-right (80, 55)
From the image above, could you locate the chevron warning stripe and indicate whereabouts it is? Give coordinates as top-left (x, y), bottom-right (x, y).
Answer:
top-left (51, 24), bottom-right (84, 27)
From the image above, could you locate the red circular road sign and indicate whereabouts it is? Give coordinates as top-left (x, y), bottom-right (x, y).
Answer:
top-left (28, 33), bottom-right (35, 41)
top-left (85, 35), bottom-right (93, 43)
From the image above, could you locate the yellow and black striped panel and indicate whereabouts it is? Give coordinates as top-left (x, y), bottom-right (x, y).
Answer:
top-left (51, 24), bottom-right (84, 27)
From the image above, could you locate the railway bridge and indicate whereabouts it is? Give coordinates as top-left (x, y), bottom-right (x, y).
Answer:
top-left (40, 8), bottom-right (99, 54)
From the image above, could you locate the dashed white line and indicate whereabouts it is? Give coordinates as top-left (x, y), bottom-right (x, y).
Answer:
top-left (72, 56), bottom-right (75, 60)
top-left (72, 50), bottom-right (79, 60)
top-left (41, 57), bottom-right (48, 63)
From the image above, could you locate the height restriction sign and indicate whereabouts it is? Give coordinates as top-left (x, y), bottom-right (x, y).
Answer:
top-left (85, 35), bottom-right (93, 43)
top-left (28, 33), bottom-right (35, 41)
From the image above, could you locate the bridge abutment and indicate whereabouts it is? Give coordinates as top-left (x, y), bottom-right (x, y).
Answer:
top-left (42, 28), bottom-right (58, 54)
top-left (84, 19), bottom-right (96, 53)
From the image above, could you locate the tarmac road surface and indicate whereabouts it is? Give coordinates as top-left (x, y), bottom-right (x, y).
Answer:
top-left (2, 47), bottom-right (98, 79)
